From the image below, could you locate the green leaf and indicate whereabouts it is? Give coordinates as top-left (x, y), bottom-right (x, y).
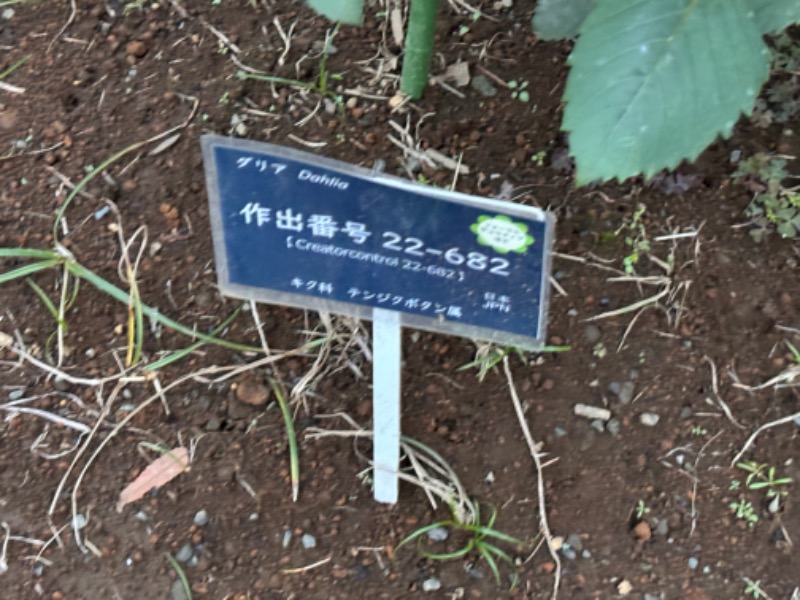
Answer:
top-left (563, 0), bottom-right (770, 185)
top-left (748, 0), bottom-right (800, 34)
top-left (306, 0), bottom-right (363, 25)
top-left (532, 0), bottom-right (595, 40)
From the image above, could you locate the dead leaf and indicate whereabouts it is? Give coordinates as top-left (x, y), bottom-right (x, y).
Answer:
top-left (443, 62), bottom-right (471, 88)
top-left (116, 447), bottom-right (190, 512)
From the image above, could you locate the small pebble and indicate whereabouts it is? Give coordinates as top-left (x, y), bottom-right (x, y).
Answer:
top-left (606, 418), bottom-right (621, 436)
top-left (72, 514), bottom-right (87, 530)
top-left (170, 579), bottom-right (189, 600)
top-left (301, 534), bottom-right (317, 549)
top-left (175, 543), bottom-right (194, 563)
top-left (608, 381), bottom-right (621, 396)
top-left (125, 40), bottom-right (148, 58)
top-left (8, 389), bottom-right (24, 401)
top-left (554, 426), bottom-right (568, 438)
top-left (583, 325), bottom-right (601, 343)
top-left (633, 521), bottom-right (651, 542)
top-left (193, 510), bottom-right (209, 527)
top-left (589, 419), bottom-right (605, 433)
top-left (565, 533), bottom-right (583, 551)
top-left (617, 381), bottom-right (635, 404)
top-left (655, 519), bottom-right (669, 536)
top-left (574, 403), bottom-right (611, 421)
top-left (427, 527), bottom-right (449, 542)
top-left (581, 549), bottom-right (591, 558)
top-left (561, 547), bottom-right (577, 560)
top-left (282, 530), bottom-right (293, 548)
top-left (679, 406), bottom-right (693, 419)
top-left (640, 412), bottom-right (660, 427)
top-left (204, 417), bottom-right (222, 432)
top-left (644, 594), bottom-right (661, 600)
top-left (470, 74), bottom-right (497, 97)
top-left (422, 577), bottom-right (442, 592)
top-left (687, 556), bottom-right (699, 570)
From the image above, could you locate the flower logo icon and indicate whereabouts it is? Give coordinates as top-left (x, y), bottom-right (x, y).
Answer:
top-left (470, 215), bottom-right (534, 254)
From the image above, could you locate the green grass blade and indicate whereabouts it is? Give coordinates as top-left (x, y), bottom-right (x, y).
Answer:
top-left (164, 552), bottom-right (193, 600)
top-left (53, 143), bottom-right (148, 242)
top-left (0, 55), bottom-right (29, 81)
top-left (420, 544), bottom-right (473, 561)
top-left (67, 261), bottom-right (261, 353)
top-left (786, 340), bottom-right (800, 363)
top-left (397, 521), bottom-right (452, 550)
top-left (480, 541), bottom-right (516, 565)
top-left (270, 380), bottom-right (300, 502)
top-left (0, 259), bottom-right (61, 284)
top-left (485, 505), bottom-right (498, 531)
top-left (145, 303), bottom-right (246, 371)
top-left (0, 248), bottom-right (59, 259)
top-left (476, 541), bottom-right (503, 584)
top-left (26, 279), bottom-right (61, 323)
top-left (473, 527), bottom-right (525, 546)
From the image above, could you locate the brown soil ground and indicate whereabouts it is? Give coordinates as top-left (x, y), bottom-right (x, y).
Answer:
top-left (1, 2), bottom-right (799, 599)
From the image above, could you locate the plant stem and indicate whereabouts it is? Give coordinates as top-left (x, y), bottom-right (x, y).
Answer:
top-left (401, 0), bottom-right (439, 99)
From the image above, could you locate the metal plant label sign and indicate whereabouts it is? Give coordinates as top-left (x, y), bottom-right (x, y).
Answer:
top-left (201, 134), bottom-right (554, 349)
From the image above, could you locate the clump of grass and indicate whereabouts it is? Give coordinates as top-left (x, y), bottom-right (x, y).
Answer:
top-left (397, 503), bottom-right (527, 588)
top-left (733, 153), bottom-right (800, 241)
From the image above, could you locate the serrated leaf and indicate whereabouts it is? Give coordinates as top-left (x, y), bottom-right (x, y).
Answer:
top-left (563, 0), bottom-right (770, 185)
top-left (532, 0), bottom-right (595, 40)
top-left (305, 0), bottom-right (364, 25)
top-left (748, 0), bottom-right (800, 34)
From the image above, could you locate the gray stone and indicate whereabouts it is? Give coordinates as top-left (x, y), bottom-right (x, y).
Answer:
top-left (640, 412), bottom-right (660, 427)
top-left (565, 533), bottom-right (583, 552)
top-left (618, 381), bottom-right (635, 404)
top-left (282, 529), bottom-right (293, 548)
top-left (8, 389), bottom-right (24, 401)
top-left (607, 381), bottom-right (621, 396)
top-left (554, 426), bottom-right (568, 438)
top-left (422, 577), bottom-right (442, 592)
top-left (193, 510), bottom-right (209, 527)
top-left (679, 406), bottom-right (693, 419)
top-left (301, 534), bottom-right (317, 549)
top-left (170, 579), bottom-right (189, 600)
top-left (583, 325), bottom-right (601, 343)
top-left (204, 417), bottom-right (222, 432)
top-left (175, 543), bottom-right (194, 563)
top-left (606, 418), bottom-right (621, 436)
top-left (561, 547), bottom-right (577, 560)
top-left (687, 556), bottom-right (699, 570)
top-left (470, 75), bottom-right (497, 97)
top-left (426, 526), bottom-right (449, 542)
top-left (655, 519), bottom-right (669, 536)
top-left (589, 419), bottom-right (605, 433)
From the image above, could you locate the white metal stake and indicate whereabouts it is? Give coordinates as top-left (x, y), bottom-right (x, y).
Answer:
top-left (372, 308), bottom-right (401, 504)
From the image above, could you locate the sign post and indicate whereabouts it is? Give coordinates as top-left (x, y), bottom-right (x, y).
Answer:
top-left (201, 134), bottom-right (554, 504)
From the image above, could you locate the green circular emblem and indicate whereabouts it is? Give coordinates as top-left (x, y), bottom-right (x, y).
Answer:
top-left (470, 214), bottom-right (535, 254)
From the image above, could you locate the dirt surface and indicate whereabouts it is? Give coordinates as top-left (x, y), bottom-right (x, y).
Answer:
top-left (1, 2), bottom-right (799, 599)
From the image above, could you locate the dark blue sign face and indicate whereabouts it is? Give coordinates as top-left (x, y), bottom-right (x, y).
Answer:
top-left (202, 135), bottom-right (554, 349)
